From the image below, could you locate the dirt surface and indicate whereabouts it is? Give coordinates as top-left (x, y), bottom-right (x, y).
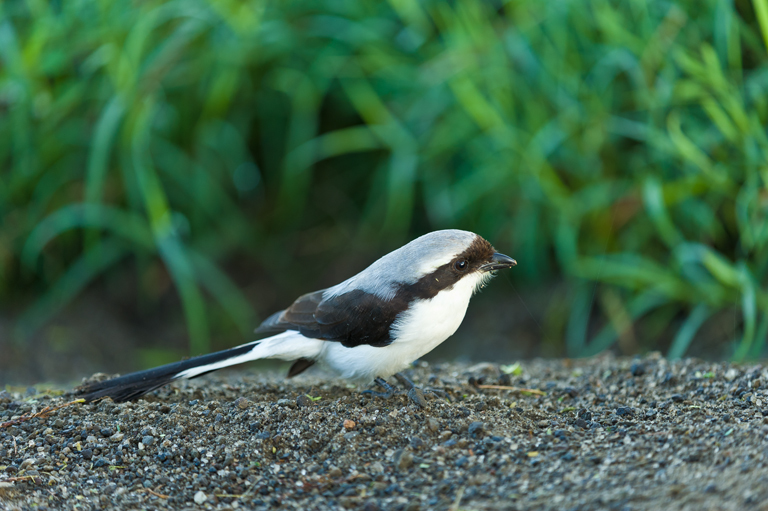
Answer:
top-left (2, 354), bottom-right (768, 510)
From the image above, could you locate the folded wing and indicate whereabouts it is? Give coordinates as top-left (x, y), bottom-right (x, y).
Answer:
top-left (255, 289), bottom-right (404, 348)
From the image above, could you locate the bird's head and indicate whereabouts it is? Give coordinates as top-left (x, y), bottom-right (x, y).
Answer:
top-left (325, 229), bottom-right (516, 301)
top-left (403, 230), bottom-right (516, 296)
top-left (334, 229), bottom-right (515, 302)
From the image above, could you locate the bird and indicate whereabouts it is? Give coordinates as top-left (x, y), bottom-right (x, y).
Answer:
top-left (75, 229), bottom-right (517, 404)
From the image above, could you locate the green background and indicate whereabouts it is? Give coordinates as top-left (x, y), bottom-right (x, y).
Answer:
top-left (2, 0), bottom-right (768, 384)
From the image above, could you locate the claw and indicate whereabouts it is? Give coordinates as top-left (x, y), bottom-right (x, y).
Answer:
top-left (425, 388), bottom-right (450, 400)
top-left (362, 374), bottom-right (440, 407)
top-left (362, 377), bottom-right (396, 400)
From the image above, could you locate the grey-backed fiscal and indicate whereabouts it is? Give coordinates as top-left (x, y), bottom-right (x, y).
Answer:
top-left (76, 230), bottom-right (517, 404)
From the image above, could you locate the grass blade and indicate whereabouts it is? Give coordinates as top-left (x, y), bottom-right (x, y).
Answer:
top-left (667, 304), bottom-right (711, 359)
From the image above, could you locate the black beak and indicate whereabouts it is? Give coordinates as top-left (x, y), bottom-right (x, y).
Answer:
top-left (480, 252), bottom-right (517, 272)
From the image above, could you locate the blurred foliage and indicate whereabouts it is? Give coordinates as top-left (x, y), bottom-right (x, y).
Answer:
top-left (2, 0), bottom-right (768, 361)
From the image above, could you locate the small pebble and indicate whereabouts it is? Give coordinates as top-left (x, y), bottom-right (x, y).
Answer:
top-left (407, 388), bottom-right (428, 408)
top-left (194, 491), bottom-right (207, 504)
top-left (93, 458), bottom-right (109, 468)
top-left (564, 387), bottom-right (578, 398)
top-left (410, 436), bottom-right (424, 449)
top-left (296, 395), bottom-right (313, 407)
top-left (394, 450), bottom-right (414, 471)
top-left (277, 398), bottom-right (296, 408)
top-left (467, 422), bottom-right (484, 438)
top-left (234, 397), bottom-right (251, 410)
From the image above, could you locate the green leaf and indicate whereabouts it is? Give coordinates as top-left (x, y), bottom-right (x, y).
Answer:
top-left (667, 304), bottom-right (711, 359)
top-left (500, 363), bottom-right (522, 376)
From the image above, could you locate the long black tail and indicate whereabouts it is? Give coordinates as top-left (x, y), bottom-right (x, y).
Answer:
top-left (75, 343), bottom-right (257, 403)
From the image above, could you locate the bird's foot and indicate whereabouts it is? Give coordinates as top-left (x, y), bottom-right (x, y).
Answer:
top-left (393, 373), bottom-right (432, 407)
top-left (361, 377), bottom-right (395, 399)
top-left (406, 388), bottom-right (428, 408)
top-left (362, 373), bottom-right (444, 408)
top-left (424, 388), bottom-right (450, 400)
top-left (395, 373), bottom-right (451, 403)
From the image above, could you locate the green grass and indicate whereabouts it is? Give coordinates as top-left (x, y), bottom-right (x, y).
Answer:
top-left (1, 0), bottom-right (768, 360)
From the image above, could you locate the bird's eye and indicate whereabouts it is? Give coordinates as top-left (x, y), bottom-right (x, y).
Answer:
top-left (454, 259), bottom-right (468, 271)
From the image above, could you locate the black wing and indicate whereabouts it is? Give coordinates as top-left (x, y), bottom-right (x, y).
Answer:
top-left (255, 289), bottom-right (405, 348)
top-left (255, 290), bottom-right (326, 335)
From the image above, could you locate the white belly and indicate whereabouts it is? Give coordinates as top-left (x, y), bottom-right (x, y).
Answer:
top-left (317, 274), bottom-right (479, 382)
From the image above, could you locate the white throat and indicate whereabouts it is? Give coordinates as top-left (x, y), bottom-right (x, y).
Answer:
top-left (390, 272), bottom-right (485, 351)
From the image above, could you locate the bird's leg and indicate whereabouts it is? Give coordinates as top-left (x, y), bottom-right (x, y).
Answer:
top-left (393, 372), bottom-right (416, 389)
top-left (362, 374), bottom-right (442, 408)
top-left (361, 377), bottom-right (395, 399)
top-left (394, 372), bottom-right (450, 403)
top-left (362, 375), bottom-right (426, 408)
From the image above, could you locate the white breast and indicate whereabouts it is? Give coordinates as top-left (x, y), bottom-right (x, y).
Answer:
top-left (317, 273), bottom-right (484, 382)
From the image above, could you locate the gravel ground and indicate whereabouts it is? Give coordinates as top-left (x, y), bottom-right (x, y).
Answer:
top-left (2, 353), bottom-right (768, 510)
